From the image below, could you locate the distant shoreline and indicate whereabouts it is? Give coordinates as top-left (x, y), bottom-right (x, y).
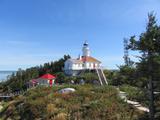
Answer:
top-left (0, 71), bottom-right (16, 81)
top-left (0, 71), bottom-right (17, 72)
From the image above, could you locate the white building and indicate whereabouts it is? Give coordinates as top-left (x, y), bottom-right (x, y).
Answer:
top-left (64, 41), bottom-right (101, 76)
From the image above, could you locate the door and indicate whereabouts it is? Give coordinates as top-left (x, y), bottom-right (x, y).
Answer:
top-left (49, 79), bottom-right (52, 87)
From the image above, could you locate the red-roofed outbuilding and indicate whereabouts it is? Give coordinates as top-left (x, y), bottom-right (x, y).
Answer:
top-left (40, 73), bottom-right (56, 80)
top-left (37, 73), bottom-right (56, 86)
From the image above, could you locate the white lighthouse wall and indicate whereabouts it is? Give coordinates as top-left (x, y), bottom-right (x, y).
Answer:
top-left (64, 61), bottom-right (70, 70)
top-left (84, 62), bottom-right (100, 69)
top-left (72, 64), bottom-right (83, 70)
top-left (64, 59), bottom-right (84, 75)
top-left (82, 45), bottom-right (90, 57)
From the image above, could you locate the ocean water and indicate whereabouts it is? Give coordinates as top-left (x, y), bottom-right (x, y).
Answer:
top-left (0, 71), bottom-right (16, 81)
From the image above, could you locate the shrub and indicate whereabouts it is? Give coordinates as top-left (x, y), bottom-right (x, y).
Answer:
top-left (119, 85), bottom-right (148, 106)
top-left (0, 85), bottom-right (146, 119)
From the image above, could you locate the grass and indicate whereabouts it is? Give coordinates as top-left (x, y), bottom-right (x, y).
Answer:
top-left (0, 84), bottom-right (146, 120)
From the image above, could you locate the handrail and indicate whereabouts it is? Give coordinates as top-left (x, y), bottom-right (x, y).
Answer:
top-left (96, 68), bottom-right (103, 85)
top-left (100, 68), bottom-right (108, 85)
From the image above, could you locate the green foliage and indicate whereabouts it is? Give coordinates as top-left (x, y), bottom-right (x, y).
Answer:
top-left (55, 72), bottom-right (66, 84)
top-left (122, 13), bottom-right (160, 118)
top-left (112, 13), bottom-right (160, 89)
top-left (118, 65), bottom-right (137, 85)
top-left (103, 69), bottom-right (114, 84)
top-left (81, 72), bottom-right (98, 83)
top-left (128, 13), bottom-right (160, 81)
top-left (0, 55), bottom-right (71, 92)
top-left (128, 13), bottom-right (160, 53)
top-left (0, 85), bottom-right (146, 120)
top-left (119, 85), bottom-right (149, 106)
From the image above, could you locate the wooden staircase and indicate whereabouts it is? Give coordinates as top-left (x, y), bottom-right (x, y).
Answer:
top-left (96, 68), bottom-right (108, 85)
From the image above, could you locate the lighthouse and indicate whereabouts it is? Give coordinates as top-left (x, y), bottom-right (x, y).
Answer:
top-left (64, 41), bottom-right (101, 75)
top-left (82, 41), bottom-right (90, 57)
top-left (64, 41), bottom-right (108, 85)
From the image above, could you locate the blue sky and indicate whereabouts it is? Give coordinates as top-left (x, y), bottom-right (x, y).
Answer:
top-left (0, 0), bottom-right (160, 70)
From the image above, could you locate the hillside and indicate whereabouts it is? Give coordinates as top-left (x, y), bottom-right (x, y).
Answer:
top-left (0, 55), bottom-right (71, 92)
top-left (0, 85), bottom-right (146, 120)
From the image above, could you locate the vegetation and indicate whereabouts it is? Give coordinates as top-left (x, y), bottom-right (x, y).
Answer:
top-left (0, 85), bottom-right (146, 120)
top-left (0, 55), bottom-right (70, 92)
top-left (108, 13), bottom-right (160, 119)
top-left (127, 13), bottom-right (160, 119)
top-left (119, 85), bottom-right (149, 107)
top-left (127, 13), bottom-right (160, 88)
top-left (0, 13), bottom-right (160, 119)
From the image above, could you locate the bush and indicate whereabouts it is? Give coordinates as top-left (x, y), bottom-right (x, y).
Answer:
top-left (0, 85), bottom-right (146, 120)
top-left (119, 85), bottom-right (149, 106)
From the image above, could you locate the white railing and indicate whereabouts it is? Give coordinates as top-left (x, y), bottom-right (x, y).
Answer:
top-left (96, 68), bottom-right (103, 85)
top-left (100, 68), bottom-right (108, 85)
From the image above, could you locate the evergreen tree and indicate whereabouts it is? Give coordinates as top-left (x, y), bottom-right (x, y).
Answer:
top-left (128, 13), bottom-right (160, 119)
top-left (0, 55), bottom-right (71, 92)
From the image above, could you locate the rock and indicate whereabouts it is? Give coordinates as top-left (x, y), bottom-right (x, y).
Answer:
top-left (58, 88), bottom-right (76, 94)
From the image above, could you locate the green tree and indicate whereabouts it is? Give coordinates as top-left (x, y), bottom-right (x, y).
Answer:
top-left (1, 55), bottom-right (71, 92)
top-left (55, 72), bottom-right (66, 84)
top-left (128, 13), bottom-right (160, 120)
top-left (81, 72), bottom-right (98, 83)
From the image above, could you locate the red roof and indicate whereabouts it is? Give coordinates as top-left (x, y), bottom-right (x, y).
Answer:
top-left (81, 56), bottom-right (101, 63)
top-left (40, 73), bottom-right (56, 80)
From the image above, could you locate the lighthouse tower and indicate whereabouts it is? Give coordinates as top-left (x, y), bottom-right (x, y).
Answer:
top-left (64, 41), bottom-right (108, 85)
top-left (82, 41), bottom-right (90, 57)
